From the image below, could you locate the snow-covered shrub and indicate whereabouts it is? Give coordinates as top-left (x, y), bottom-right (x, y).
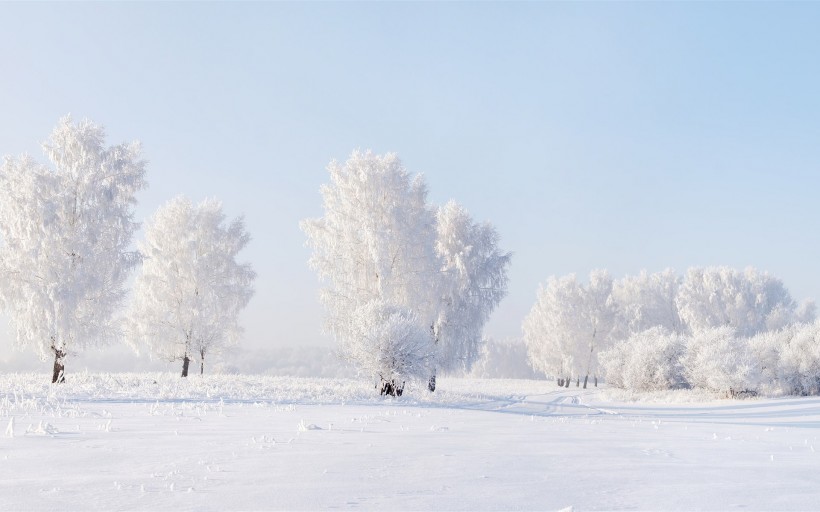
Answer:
top-left (748, 327), bottom-right (792, 395)
top-left (342, 300), bottom-right (435, 393)
top-left (747, 322), bottom-right (820, 396)
top-left (599, 327), bottom-right (686, 391)
top-left (680, 327), bottom-right (760, 396)
top-left (776, 321), bottom-right (820, 396)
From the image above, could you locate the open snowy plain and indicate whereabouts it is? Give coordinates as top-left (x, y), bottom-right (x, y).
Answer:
top-left (2, 375), bottom-right (819, 511)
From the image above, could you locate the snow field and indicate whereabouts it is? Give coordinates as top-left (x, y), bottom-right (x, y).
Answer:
top-left (2, 375), bottom-right (820, 510)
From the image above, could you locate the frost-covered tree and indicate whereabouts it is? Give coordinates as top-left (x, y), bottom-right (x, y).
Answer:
top-left (523, 275), bottom-right (584, 386)
top-left (611, 269), bottom-right (682, 340)
top-left (432, 201), bottom-right (511, 388)
top-left (0, 117), bottom-right (146, 382)
top-left (523, 270), bottom-right (615, 387)
top-left (677, 266), bottom-right (801, 337)
top-left (301, 151), bottom-right (439, 393)
top-left (302, 151), bottom-right (509, 394)
top-left (581, 270), bottom-right (616, 386)
top-left (129, 197), bottom-right (255, 377)
top-left (552, 266), bottom-right (815, 396)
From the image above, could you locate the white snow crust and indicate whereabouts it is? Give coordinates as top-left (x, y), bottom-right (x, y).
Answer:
top-left (1, 374), bottom-right (819, 510)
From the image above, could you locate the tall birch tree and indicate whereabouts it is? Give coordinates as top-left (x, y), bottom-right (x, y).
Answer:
top-left (128, 196), bottom-right (255, 376)
top-left (432, 201), bottom-right (510, 388)
top-left (0, 116), bottom-right (146, 382)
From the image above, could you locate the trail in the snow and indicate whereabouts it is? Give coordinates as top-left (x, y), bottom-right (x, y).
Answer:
top-left (445, 385), bottom-right (820, 430)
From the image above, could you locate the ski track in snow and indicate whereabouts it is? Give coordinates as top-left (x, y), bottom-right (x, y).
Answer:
top-left (1, 374), bottom-right (820, 511)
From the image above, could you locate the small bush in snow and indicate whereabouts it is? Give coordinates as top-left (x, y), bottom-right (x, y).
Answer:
top-left (774, 321), bottom-right (820, 396)
top-left (748, 327), bottom-right (792, 396)
top-left (680, 327), bottom-right (760, 396)
top-left (343, 300), bottom-right (435, 394)
top-left (600, 327), bottom-right (686, 392)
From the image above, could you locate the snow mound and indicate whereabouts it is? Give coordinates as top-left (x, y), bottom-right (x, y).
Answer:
top-left (26, 421), bottom-right (58, 435)
top-left (297, 420), bottom-right (322, 432)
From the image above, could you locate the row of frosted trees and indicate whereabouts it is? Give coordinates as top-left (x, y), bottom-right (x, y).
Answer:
top-left (4, 117), bottom-right (816, 398)
top-left (0, 117), bottom-right (255, 382)
top-left (523, 268), bottom-right (818, 396)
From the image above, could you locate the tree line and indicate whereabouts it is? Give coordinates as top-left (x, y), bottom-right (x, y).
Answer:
top-left (3, 117), bottom-right (817, 398)
top-left (523, 267), bottom-right (817, 396)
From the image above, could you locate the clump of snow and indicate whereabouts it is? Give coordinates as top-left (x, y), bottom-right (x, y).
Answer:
top-left (26, 421), bottom-right (58, 435)
top-left (297, 420), bottom-right (322, 432)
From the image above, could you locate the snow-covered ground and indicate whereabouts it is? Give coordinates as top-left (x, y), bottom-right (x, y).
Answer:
top-left (2, 374), bottom-right (820, 511)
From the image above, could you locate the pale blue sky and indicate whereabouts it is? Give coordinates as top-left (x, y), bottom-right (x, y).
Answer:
top-left (2, 2), bottom-right (820, 369)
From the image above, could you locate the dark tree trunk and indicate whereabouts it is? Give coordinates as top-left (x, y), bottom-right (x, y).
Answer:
top-left (557, 378), bottom-right (564, 387)
top-left (594, 376), bottom-right (598, 387)
top-left (51, 349), bottom-right (66, 384)
top-left (576, 377), bottom-right (580, 387)
top-left (583, 375), bottom-right (589, 389)
top-left (181, 356), bottom-right (190, 378)
top-left (200, 348), bottom-right (205, 375)
top-left (428, 370), bottom-right (436, 392)
top-left (380, 379), bottom-right (404, 397)
top-left (564, 378), bottom-right (570, 388)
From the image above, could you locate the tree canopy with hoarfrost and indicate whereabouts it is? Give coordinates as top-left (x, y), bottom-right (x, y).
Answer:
top-left (302, 151), bottom-right (509, 394)
top-left (0, 117), bottom-right (146, 382)
top-left (610, 269), bottom-right (682, 340)
top-left (128, 196), bottom-right (255, 377)
top-left (676, 266), bottom-right (812, 337)
top-left (433, 201), bottom-right (511, 381)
